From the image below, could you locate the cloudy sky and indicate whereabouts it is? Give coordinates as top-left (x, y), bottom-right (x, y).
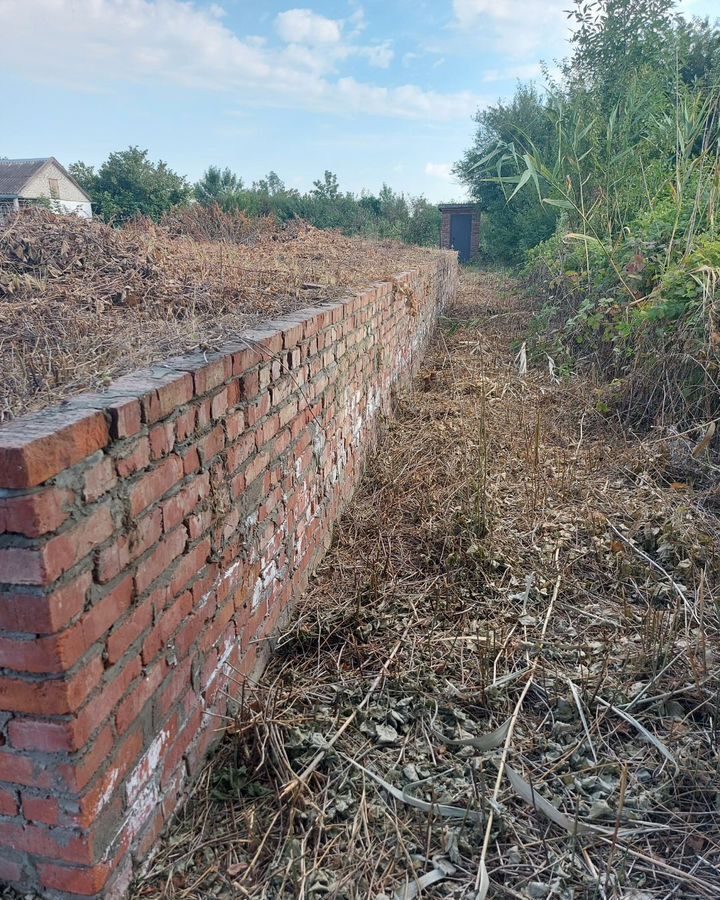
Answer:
top-left (1, 0), bottom-right (716, 202)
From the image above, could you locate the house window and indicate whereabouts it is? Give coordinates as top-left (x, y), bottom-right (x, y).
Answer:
top-left (48, 178), bottom-right (59, 200)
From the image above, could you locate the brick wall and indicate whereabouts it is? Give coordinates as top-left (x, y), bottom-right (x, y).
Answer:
top-left (0, 256), bottom-right (457, 899)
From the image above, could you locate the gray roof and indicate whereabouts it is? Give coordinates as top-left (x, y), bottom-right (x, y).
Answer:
top-left (0, 158), bottom-right (50, 198)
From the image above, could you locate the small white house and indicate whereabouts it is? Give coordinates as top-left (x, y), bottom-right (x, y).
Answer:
top-left (0, 157), bottom-right (92, 220)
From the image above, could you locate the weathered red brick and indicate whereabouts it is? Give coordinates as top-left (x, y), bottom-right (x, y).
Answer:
top-left (197, 425), bottom-right (225, 465)
top-left (161, 472), bottom-right (210, 532)
top-left (149, 422), bottom-right (175, 460)
top-left (0, 576), bottom-right (134, 674)
top-left (0, 653), bottom-right (103, 716)
top-left (0, 786), bottom-right (18, 817)
top-left (0, 572), bottom-right (76, 640)
top-left (134, 526), bottom-right (187, 595)
top-left (115, 436), bottom-right (150, 478)
top-left (0, 487), bottom-right (75, 537)
top-left (0, 750), bottom-right (53, 789)
top-left (0, 409), bottom-right (109, 490)
top-left (107, 397), bottom-right (142, 439)
top-left (8, 717), bottom-right (75, 753)
top-left (128, 455), bottom-right (183, 517)
top-left (115, 660), bottom-right (167, 734)
top-left (37, 860), bottom-right (114, 896)
top-left (0, 856), bottom-right (23, 884)
top-left (105, 594), bottom-right (153, 665)
top-left (22, 793), bottom-right (61, 826)
top-left (0, 506), bottom-right (114, 589)
top-left (96, 508), bottom-right (162, 583)
top-left (82, 456), bottom-right (116, 503)
top-left (0, 820), bottom-right (92, 865)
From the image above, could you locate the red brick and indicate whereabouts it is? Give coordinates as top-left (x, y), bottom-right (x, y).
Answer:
top-left (8, 717), bottom-right (75, 753)
top-left (255, 414), bottom-right (280, 450)
top-left (58, 723), bottom-right (115, 795)
top-left (115, 661), bottom-right (167, 734)
top-left (141, 590), bottom-right (193, 665)
top-left (197, 425), bottom-right (225, 465)
top-left (107, 397), bottom-right (141, 439)
top-left (37, 860), bottom-right (114, 896)
top-left (97, 508), bottom-right (162, 583)
top-left (0, 786), bottom-right (18, 817)
top-left (0, 409), bottom-right (109, 490)
top-left (0, 577), bottom-right (135, 674)
top-left (211, 387), bottom-right (228, 420)
top-left (181, 444), bottom-right (200, 476)
top-left (244, 451), bottom-right (270, 485)
top-left (153, 657), bottom-right (192, 723)
top-left (175, 407), bottom-right (197, 442)
top-left (226, 433), bottom-right (254, 473)
top-left (0, 487), bottom-right (75, 537)
top-left (128, 455), bottom-right (183, 517)
top-left (22, 793), bottom-right (60, 826)
top-left (106, 595), bottom-right (153, 665)
top-left (246, 393), bottom-right (271, 426)
top-left (225, 409), bottom-right (244, 441)
top-left (149, 422), bottom-right (175, 460)
top-left (169, 538), bottom-right (211, 596)
top-left (82, 457), bottom-right (116, 503)
top-left (115, 437), bottom-right (150, 478)
top-left (196, 398), bottom-right (211, 430)
top-left (0, 820), bottom-right (92, 865)
top-left (0, 856), bottom-right (23, 883)
top-left (0, 653), bottom-right (103, 716)
top-left (68, 657), bottom-right (142, 750)
top-left (161, 472), bottom-right (210, 532)
top-left (240, 370), bottom-right (260, 401)
top-left (134, 526), bottom-right (187, 595)
top-left (193, 357), bottom-right (229, 395)
top-left (0, 750), bottom-right (52, 789)
top-left (142, 372), bottom-right (193, 424)
top-left (74, 726), bottom-right (143, 826)
top-left (1, 506), bottom-right (115, 587)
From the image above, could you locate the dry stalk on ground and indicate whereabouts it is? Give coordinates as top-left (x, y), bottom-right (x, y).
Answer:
top-left (136, 271), bottom-right (720, 900)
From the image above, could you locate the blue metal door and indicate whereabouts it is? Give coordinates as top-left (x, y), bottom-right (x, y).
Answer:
top-left (450, 214), bottom-right (472, 262)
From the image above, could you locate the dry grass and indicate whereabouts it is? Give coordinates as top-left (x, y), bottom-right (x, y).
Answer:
top-left (134, 270), bottom-right (720, 899)
top-left (0, 209), bottom-right (442, 421)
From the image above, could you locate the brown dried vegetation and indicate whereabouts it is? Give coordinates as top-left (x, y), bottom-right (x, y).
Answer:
top-left (135, 271), bottom-right (720, 900)
top-left (0, 208), bottom-right (441, 421)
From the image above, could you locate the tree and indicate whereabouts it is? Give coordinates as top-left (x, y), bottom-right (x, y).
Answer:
top-left (194, 166), bottom-right (243, 206)
top-left (71, 147), bottom-right (191, 223)
top-left (564, 0), bottom-right (676, 109)
top-left (67, 161), bottom-right (97, 195)
top-left (456, 83), bottom-right (559, 261)
top-left (312, 171), bottom-right (340, 201)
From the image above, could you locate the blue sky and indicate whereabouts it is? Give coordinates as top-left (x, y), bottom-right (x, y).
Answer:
top-left (1, 0), bottom-right (716, 203)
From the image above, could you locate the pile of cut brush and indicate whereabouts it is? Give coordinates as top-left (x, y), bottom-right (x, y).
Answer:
top-left (0, 208), bottom-right (440, 421)
top-left (136, 272), bottom-right (720, 899)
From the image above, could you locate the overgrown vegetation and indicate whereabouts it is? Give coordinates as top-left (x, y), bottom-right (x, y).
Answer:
top-left (69, 151), bottom-right (441, 247)
top-left (457, 0), bottom-right (720, 428)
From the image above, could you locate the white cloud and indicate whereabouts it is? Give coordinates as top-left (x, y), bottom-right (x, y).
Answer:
top-left (356, 41), bottom-right (394, 69)
top-left (424, 162), bottom-right (455, 182)
top-left (0, 0), bottom-right (478, 121)
top-left (482, 63), bottom-right (543, 82)
top-left (275, 9), bottom-right (343, 45)
top-left (453, 0), bottom-right (570, 57)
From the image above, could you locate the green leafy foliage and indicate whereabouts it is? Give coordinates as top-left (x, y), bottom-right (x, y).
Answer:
top-left (458, 1), bottom-right (720, 426)
top-left (70, 147), bottom-right (191, 223)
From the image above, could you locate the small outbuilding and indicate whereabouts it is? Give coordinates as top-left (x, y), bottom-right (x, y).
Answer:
top-left (0, 157), bottom-right (92, 221)
top-left (439, 203), bottom-right (480, 263)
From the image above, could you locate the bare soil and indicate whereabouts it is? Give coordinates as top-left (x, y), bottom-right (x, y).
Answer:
top-left (134, 270), bottom-right (720, 899)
